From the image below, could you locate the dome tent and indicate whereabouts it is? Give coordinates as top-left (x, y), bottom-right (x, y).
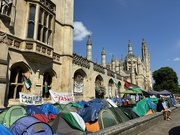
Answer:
top-left (10, 116), bottom-right (53, 135)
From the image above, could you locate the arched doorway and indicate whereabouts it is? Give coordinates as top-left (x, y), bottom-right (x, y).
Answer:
top-left (95, 75), bottom-right (105, 99)
top-left (42, 69), bottom-right (56, 98)
top-left (108, 79), bottom-right (114, 98)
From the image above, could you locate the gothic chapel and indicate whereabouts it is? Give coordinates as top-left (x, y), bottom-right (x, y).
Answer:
top-left (0, 0), bottom-right (152, 108)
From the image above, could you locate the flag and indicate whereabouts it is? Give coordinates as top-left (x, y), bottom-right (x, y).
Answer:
top-left (112, 78), bottom-right (118, 88)
top-left (45, 82), bottom-right (49, 93)
top-left (23, 75), bottom-right (32, 90)
top-left (124, 80), bottom-right (130, 88)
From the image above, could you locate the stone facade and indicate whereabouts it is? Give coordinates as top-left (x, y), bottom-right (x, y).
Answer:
top-left (72, 36), bottom-right (152, 101)
top-left (0, 0), bottom-right (152, 108)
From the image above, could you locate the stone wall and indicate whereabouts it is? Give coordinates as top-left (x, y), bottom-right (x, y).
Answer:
top-left (88, 107), bottom-right (180, 135)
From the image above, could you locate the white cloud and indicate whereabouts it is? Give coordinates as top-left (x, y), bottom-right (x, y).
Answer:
top-left (173, 57), bottom-right (180, 61)
top-left (73, 21), bottom-right (92, 41)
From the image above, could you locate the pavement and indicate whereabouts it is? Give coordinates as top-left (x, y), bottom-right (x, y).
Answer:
top-left (137, 109), bottom-right (180, 135)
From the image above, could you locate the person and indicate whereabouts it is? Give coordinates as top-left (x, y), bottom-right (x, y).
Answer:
top-left (157, 96), bottom-right (172, 121)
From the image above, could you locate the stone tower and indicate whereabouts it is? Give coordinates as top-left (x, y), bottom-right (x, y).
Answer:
top-left (86, 35), bottom-right (92, 61)
top-left (101, 47), bottom-right (106, 67)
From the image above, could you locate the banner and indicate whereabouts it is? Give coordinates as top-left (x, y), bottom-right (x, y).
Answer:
top-left (49, 90), bottom-right (74, 104)
top-left (74, 81), bottom-right (84, 93)
top-left (19, 92), bottom-right (43, 105)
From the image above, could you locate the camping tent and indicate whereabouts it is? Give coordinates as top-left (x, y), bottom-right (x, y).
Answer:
top-left (10, 116), bottom-right (53, 135)
top-left (51, 112), bottom-right (86, 135)
top-left (25, 105), bottom-right (49, 123)
top-left (0, 124), bottom-right (13, 135)
top-left (0, 105), bottom-right (27, 128)
top-left (132, 98), bottom-right (158, 116)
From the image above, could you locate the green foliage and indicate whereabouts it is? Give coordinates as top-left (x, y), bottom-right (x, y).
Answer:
top-left (153, 67), bottom-right (179, 93)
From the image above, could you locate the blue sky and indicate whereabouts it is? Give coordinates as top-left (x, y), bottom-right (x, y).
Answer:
top-left (73, 0), bottom-right (180, 83)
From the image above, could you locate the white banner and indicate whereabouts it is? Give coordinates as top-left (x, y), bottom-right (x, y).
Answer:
top-left (19, 92), bottom-right (43, 105)
top-left (74, 81), bottom-right (84, 93)
top-left (49, 90), bottom-right (74, 104)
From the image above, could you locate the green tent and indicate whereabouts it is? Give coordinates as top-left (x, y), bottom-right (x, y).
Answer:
top-left (54, 102), bottom-right (82, 112)
top-left (98, 108), bottom-right (119, 129)
top-left (132, 98), bottom-right (159, 116)
top-left (51, 112), bottom-right (86, 135)
top-left (0, 105), bottom-right (27, 128)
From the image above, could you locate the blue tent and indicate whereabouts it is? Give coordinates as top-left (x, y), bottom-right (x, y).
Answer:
top-left (40, 103), bottom-right (59, 117)
top-left (77, 98), bottom-right (105, 122)
top-left (10, 116), bottom-right (53, 135)
top-left (25, 105), bottom-right (45, 115)
top-left (0, 124), bottom-right (13, 135)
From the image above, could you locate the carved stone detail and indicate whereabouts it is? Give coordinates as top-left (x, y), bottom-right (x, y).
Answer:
top-left (26, 43), bottom-right (33, 50)
top-left (14, 41), bottom-right (20, 48)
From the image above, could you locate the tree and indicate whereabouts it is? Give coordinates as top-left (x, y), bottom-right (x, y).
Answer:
top-left (152, 66), bottom-right (180, 93)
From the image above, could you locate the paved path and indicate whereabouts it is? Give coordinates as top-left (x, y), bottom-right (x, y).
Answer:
top-left (137, 109), bottom-right (180, 135)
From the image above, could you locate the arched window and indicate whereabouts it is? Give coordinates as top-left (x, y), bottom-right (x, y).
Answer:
top-left (37, 7), bottom-right (53, 45)
top-left (27, 3), bottom-right (54, 45)
top-left (74, 73), bottom-right (84, 94)
top-left (9, 66), bottom-right (29, 99)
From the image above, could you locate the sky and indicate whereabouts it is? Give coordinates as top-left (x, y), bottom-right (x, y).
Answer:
top-left (73, 0), bottom-right (180, 84)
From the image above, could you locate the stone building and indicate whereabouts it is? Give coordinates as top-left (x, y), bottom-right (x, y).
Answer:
top-left (72, 36), bottom-right (152, 101)
top-left (0, 0), bottom-right (152, 108)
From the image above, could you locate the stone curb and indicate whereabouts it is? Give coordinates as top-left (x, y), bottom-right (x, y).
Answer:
top-left (88, 107), bottom-right (180, 135)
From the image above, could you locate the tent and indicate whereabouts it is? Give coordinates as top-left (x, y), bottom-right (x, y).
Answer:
top-left (25, 105), bottom-right (49, 123)
top-left (0, 124), bottom-right (13, 135)
top-left (132, 98), bottom-right (158, 117)
top-left (120, 107), bottom-right (139, 119)
top-left (159, 90), bottom-right (171, 95)
top-left (51, 112), bottom-right (86, 135)
top-left (0, 105), bottom-right (27, 128)
top-left (10, 116), bottom-right (53, 135)
top-left (85, 107), bottom-right (130, 133)
top-left (149, 90), bottom-right (160, 95)
top-left (149, 90), bottom-right (171, 95)
top-left (54, 102), bottom-right (82, 112)
top-left (77, 99), bottom-right (105, 122)
top-left (40, 103), bottom-right (59, 117)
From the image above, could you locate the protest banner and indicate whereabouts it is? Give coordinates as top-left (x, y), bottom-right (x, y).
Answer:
top-left (74, 81), bottom-right (84, 93)
top-left (19, 92), bottom-right (43, 105)
top-left (49, 90), bottom-right (74, 104)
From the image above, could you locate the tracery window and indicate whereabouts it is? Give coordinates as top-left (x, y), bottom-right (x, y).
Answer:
top-left (27, 1), bottom-right (55, 46)
top-left (9, 66), bottom-right (29, 99)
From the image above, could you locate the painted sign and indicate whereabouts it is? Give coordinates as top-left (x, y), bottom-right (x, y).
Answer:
top-left (19, 92), bottom-right (43, 105)
top-left (49, 90), bottom-right (74, 104)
